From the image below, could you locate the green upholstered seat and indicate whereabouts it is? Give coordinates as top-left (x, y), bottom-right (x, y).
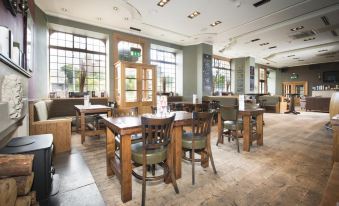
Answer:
top-left (223, 120), bottom-right (243, 130)
top-left (182, 132), bottom-right (207, 150)
top-left (131, 142), bottom-right (167, 165)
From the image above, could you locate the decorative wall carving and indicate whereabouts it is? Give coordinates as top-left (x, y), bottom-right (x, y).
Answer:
top-left (1, 74), bottom-right (23, 119)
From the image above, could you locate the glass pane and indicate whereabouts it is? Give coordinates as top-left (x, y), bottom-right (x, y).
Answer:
top-left (126, 79), bottom-right (137, 90)
top-left (142, 91), bottom-right (152, 102)
top-left (126, 91), bottom-right (137, 102)
top-left (143, 80), bottom-right (152, 90)
top-left (125, 68), bottom-right (137, 78)
top-left (143, 69), bottom-right (152, 79)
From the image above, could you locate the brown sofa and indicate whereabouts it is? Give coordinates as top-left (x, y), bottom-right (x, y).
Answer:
top-left (29, 98), bottom-right (108, 154)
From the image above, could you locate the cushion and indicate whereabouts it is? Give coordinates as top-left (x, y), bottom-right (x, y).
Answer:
top-left (131, 142), bottom-right (167, 165)
top-left (182, 132), bottom-right (207, 150)
top-left (34, 101), bottom-right (48, 121)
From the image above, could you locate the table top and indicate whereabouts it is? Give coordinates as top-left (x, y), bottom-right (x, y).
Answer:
top-left (102, 111), bottom-right (192, 135)
top-left (170, 101), bottom-right (203, 105)
top-left (74, 104), bottom-right (111, 112)
top-left (239, 108), bottom-right (265, 115)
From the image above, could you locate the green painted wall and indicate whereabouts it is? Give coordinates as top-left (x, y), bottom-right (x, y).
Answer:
top-left (29, 5), bottom-right (48, 99)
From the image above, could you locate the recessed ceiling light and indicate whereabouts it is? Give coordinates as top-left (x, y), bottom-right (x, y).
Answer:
top-left (61, 8), bottom-right (68, 12)
top-left (253, 0), bottom-right (271, 7)
top-left (290, 26), bottom-right (304, 31)
top-left (287, 55), bottom-right (295, 57)
top-left (318, 49), bottom-right (328, 52)
top-left (293, 57), bottom-right (299, 59)
top-left (113, 6), bottom-right (119, 11)
top-left (251, 38), bottom-right (260, 42)
top-left (259, 42), bottom-right (269, 46)
top-left (268, 46), bottom-right (277, 49)
top-left (124, 17), bottom-right (129, 21)
top-left (298, 60), bottom-right (304, 61)
top-left (304, 37), bottom-right (316, 41)
top-left (157, 0), bottom-right (170, 7)
top-left (210, 21), bottom-right (222, 27)
top-left (188, 11), bottom-right (200, 19)
top-left (96, 17), bottom-right (102, 21)
top-left (180, 39), bottom-right (185, 42)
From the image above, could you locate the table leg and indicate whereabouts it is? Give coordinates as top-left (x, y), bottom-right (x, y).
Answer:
top-left (256, 113), bottom-right (264, 146)
top-left (172, 126), bottom-right (182, 179)
top-left (76, 110), bottom-right (79, 132)
top-left (80, 112), bottom-right (85, 144)
top-left (120, 134), bottom-right (132, 203)
top-left (217, 112), bottom-right (223, 144)
top-left (107, 110), bottom-right (112, 117)
top-left (242, 115), bottom-right (251, 152)
top-left (106, 127), bottom-right (115, 176)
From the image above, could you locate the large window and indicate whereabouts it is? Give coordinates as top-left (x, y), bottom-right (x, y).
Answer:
top-left (49, 31), bottom-right (106, 93)
top-left (212, 57), bottom-right (231, 93)
top-left (150, 49), bottom-right (176, 93)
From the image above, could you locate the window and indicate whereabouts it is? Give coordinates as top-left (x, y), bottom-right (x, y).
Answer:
top-left (118, 41), bottom-right (143, 63)
top-left (150, 49), bottom-right (176, 93)
top-left (212, 57), bottom-right (231, 93)
top-left (49, 31), bottom-right (106, 93)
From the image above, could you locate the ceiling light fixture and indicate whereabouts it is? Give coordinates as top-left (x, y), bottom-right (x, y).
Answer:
top-left (304, 37), bottom-right (316, 41)
top-left (157, 0), bottom-right (170, 7)
top-left (290, 26), bottom-right (304, 32)
top-left (253, 0), bottom-right (271, 7)
top-left (293, 57), bottom-right (299, 59)
top-left (287, 55), bottom-right (295, 57)
top-left (268, 46), bottom-right (277, 49)
top-left (210, 21), bottom-right (222, 27)
top-left (188, 11), bottom-right (200, 19)
top-left (113, 6), bottom-right (119, 11)
top-left (61, 7), bottom-right (68, 12)
top-left (298, 60), bottom-right (304, 61)
top-left (96, 17), bottom-right (102, 21)
top-left (259, 42), bottom-right (269, 46)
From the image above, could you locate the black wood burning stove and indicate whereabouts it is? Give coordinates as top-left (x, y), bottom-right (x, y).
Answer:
top-left (0, 134), bottom-right (59, 201)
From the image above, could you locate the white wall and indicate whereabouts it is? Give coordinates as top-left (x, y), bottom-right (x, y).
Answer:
top-left (267, 69), bottom-right (276, 95)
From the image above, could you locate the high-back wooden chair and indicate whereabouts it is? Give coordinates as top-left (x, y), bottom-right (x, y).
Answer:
top-left (182, 112), bottom-right (217, 185)
top-left (131, 114), bottom-right (179, 206)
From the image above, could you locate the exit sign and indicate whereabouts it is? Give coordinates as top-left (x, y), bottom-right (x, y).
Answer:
top-left (130, 47), bottom-right (141, 57)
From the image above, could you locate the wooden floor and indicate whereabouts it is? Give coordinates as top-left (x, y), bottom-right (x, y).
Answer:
top-left (71, 111), bottom-right (333, 206)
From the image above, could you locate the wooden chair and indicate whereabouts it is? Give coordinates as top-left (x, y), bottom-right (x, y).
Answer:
top-left (131, 114), bottom-right (179, 206)
top-left (182, 112), bottom-right (217, 185)
top-left (217, 106), bottom-right (243, 152)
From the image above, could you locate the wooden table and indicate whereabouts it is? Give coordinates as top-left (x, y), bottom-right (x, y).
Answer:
top-left (170, 101), bottom-right (203, 112)
top-left (74, 105), bottom-right (112, 144)
top-left (102, 111), bottom-right (192, 203)
top-left (331, 114), bottom-right (339, 164)
top-left (217, 108), bottom-right (265, 152)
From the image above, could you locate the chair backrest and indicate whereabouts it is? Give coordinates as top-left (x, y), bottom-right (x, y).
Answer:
top-left (113, 107), bottom-right (138, 117)
top-left (191, 112), bottom-right (213, 136)
top-left (141, 114), bottom-right (175, 150)
top-left (220, 106), bottom-right (238, 122)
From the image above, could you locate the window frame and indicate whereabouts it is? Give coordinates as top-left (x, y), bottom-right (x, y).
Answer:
top-left (212, 57), bottom-right (231, 93)
top-left (48, 30), bottom-right (107, 93)
top-left (150, 48), bottom-right (177, 93)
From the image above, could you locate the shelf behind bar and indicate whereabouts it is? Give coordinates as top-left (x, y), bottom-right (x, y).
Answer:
top-left (0, 53), bottom-right (31, 78)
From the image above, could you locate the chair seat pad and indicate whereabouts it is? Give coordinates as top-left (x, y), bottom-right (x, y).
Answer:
top-left (131, 142), bottom-right (167, 165)
top-left (223, 121), bottom-right (243, 130)
top-left (182, 132), bottom-right (206, 150)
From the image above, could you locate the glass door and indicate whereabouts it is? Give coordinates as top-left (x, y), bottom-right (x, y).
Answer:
top-left (125, 67), bottom-right (138, 103)
top-left (141, 68), bottom-right (153, 102)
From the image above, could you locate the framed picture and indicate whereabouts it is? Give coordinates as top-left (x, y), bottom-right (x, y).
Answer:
top-left (25, 11), bottom-right (34, 72)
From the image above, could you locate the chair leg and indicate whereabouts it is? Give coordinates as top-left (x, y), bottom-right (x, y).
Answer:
top-left (192, 148), bottom-right (195, 185)
top-left (152, 164), bottom-right (156, 176)
top-left (236, 136), bottom-right (240, 153)
top-left (208, 144), bottom-right (217, 174)
top-left (142, 162), bottom-right (147, 206)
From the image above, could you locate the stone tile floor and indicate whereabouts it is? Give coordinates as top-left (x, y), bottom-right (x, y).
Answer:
top-left (72, 112), bottom-right (332, 206)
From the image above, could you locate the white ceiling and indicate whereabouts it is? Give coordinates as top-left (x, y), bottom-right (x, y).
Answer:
top-left (35, 0), bottom-right (339, 68)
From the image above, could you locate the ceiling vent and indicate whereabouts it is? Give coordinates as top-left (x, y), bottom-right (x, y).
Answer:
top-left (253, 0), bottom-right (270, 7)
top-left (130, 27), bottom-right (141, 32)
top-left (289, 30), bottom-right (317, 40)
top-left (321, 16), bottom-right (330, 26)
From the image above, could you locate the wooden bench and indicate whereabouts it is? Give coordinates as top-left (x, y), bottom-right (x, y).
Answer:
top-left (320, 162), bottom-right (339, 206)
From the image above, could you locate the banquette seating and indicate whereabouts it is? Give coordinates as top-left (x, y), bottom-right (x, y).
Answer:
top-left (29, 98), bottom-right (108, 154)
